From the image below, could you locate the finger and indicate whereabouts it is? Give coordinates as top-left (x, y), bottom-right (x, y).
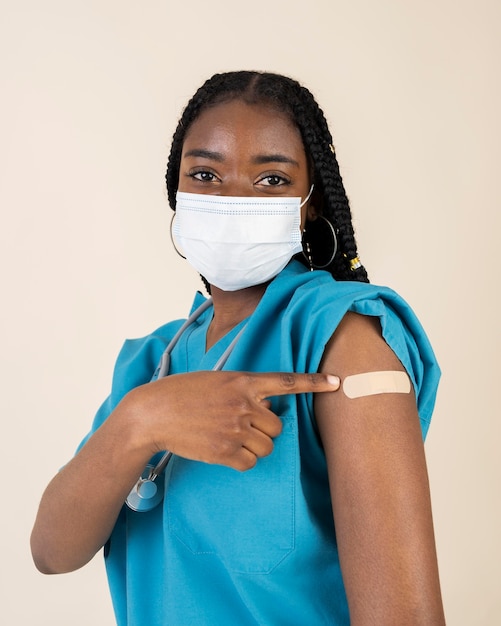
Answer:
top-left (249, 372), bottom-right (340, 399)
top-left (243, 428), bottom-right (275, 458)
top-left (250, 408), bottom-right (283, 439)
top-left (232, 447), bottom-right (258, 472)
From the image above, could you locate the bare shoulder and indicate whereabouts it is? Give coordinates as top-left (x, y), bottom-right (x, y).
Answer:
top-left (315, 310), bottom-right (418, 450)
top-left (321, 311), bottom-right (406, 377)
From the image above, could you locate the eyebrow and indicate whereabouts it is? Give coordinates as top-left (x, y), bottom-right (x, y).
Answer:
top-left (183, 149), bottom-right (225, 161)
top-left (183, 149), bottom-right (300, 168)
top-left (251, 154), bottom-right (300, 167)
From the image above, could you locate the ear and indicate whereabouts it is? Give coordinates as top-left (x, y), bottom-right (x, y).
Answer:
top-left (306, 203), bottom-right (319, 221)
top-left (308, 185), bottom-right (325, 219)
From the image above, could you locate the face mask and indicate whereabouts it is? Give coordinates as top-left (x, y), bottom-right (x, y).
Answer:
top-left (173, 187), bottom-right (313, 291)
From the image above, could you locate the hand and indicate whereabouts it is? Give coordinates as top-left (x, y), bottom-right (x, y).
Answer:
top-left (30, 370), bottom-right (339, 574)
top-left (129, 371), bottom-right (340, 471)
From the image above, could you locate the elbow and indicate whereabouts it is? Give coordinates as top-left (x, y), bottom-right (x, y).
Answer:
top-left (30, 529), bottom-right (79, 575)
top-left (32, 557), bottom-right (60, 575)
top-left (30, 532), bottom-right (60, 574)
top-left (31, 547), bottom-right (60, 575)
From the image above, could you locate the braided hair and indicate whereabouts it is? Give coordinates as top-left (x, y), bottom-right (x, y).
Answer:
top-left (166, 71), bottom-right (369, 283)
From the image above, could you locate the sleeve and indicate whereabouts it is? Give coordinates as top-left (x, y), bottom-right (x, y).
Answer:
top-left (349, 292), bottom-right (441, 438)
top-left (75, 320), bottom-right (185, 453)
top-left (296, 279), bottom-right (441, 439)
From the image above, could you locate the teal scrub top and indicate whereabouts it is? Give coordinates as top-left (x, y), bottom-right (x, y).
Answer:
top-left (80, 261), bottom-right (440, 626)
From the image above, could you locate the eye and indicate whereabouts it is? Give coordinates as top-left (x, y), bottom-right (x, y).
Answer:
top-left (189, 169), bottom-right (219, 183)
top-left (256, 173), bottom-right (291, 187)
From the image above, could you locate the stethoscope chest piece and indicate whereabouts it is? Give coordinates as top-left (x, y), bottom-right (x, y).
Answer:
top-left (126, 464), bottom-right (165, 512)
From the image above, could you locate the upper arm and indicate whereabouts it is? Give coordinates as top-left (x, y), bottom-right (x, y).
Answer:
top-left (315, 312), bottom-right (444, 625)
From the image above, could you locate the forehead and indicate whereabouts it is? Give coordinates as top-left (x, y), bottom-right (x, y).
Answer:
top-left (182, 99), bottom-right (306, 158)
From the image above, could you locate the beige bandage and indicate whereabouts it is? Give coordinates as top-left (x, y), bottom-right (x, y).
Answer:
top-left (342, 370), bottom-right (411, 399)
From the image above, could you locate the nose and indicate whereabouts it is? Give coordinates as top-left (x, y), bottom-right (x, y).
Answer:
top-left (218, 174), bottom-right (260, 197)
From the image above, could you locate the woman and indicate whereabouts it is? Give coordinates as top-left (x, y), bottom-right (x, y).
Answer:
top-left (31, 71), bottom-right (445, 625)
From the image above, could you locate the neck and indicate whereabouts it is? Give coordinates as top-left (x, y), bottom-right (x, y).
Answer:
top-left (206, 282), bottom-right (268, 350)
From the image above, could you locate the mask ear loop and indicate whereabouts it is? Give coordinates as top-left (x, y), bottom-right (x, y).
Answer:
top-left (300, 184), bottom-right (315, 208)
top-left (170, 212), bottom-right (186, 259)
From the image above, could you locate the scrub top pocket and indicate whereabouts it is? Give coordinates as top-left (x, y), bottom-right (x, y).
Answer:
top-left (166, 415), bottom-right (297, 574)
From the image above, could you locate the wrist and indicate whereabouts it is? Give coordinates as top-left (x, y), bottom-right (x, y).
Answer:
top-left (106, 384), bottom-right (160, 464)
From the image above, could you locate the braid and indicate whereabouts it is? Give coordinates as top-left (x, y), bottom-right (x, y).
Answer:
top-left (166, 71), bottom-right (369, 283)
top-left (277, 82), bottom-right (369, 282)
top-left (166, 72), bottom-right (258, 210)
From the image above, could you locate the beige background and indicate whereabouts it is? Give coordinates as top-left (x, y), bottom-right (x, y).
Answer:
top-left (1, 0), bottom-right (499, 623)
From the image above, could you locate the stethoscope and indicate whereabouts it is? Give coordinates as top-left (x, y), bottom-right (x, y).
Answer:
top-left (125, 297), bottom-right (247, 512)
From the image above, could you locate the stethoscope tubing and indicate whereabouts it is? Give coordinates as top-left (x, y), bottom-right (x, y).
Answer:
top-left (126, 297), bottom-right (247, 512)
top-left (156, 298), bottom-right (214, 379)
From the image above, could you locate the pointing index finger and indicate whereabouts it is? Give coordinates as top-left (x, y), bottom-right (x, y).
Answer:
top-left (251, 372), bottom-right (340, 398)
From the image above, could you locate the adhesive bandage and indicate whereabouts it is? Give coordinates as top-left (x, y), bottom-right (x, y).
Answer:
top-left (342, 371), bottom-right (411, 399)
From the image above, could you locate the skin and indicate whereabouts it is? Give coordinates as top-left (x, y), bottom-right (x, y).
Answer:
top-left (316, 315), bottom-right (445, 624)
top-left (30, 103), bottom-right (334, 574)
top-left (31, 100), bottom-right (445, 624)
top-left (177, 99), bottom-right (317, 348)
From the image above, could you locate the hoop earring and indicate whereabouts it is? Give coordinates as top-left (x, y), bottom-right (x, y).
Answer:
top-left (170, 212), bottom-right (186, 259)
top-left (303, 239), bottom-right (314, 272)
top-left (301, 216), bottom-right (338, 270)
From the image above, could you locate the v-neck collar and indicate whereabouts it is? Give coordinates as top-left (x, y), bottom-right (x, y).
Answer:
top-left (184, 261), bottom-right (309, 370)
top-left (184, 303), bottom-right (249, 371)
